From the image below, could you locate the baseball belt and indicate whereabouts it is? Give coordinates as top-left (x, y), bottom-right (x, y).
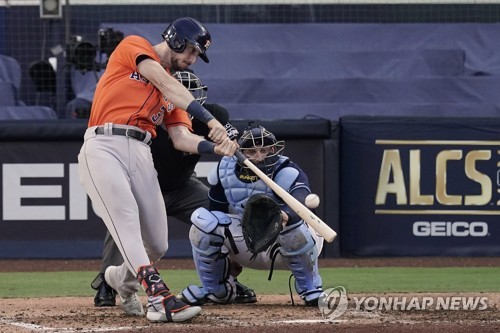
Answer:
top-left (95, 126), bottom-right (151, 145)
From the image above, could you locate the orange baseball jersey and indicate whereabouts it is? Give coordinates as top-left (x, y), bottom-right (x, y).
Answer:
top-left (88, 35), bottom-right (192, 138)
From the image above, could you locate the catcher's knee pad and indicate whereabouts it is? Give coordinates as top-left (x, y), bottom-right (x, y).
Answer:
top-left (189, 207), bottom-right (237, 303)
top-left (189, 207), bottom-right (231, 256)
top-left (278, 222), bottom-right (323, 304)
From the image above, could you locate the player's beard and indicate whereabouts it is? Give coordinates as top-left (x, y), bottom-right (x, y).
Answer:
top-left (170, 56), bottom-right (189, 71)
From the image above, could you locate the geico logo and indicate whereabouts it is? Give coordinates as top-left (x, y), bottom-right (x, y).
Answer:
top-left (413, 221), bottom-right (488, 237)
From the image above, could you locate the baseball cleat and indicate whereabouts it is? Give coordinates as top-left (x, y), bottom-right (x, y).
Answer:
top-left (301, 287), bottom-right (323, 307)
top-left (91, 272), bottom-right (117, 307)
top-left (234, 281), bottom-right (257, 304)
top-left (147, 292), bottom-right (202, 322)
top-left (104, 266), bottom-right (144, 316)
top-left (304, 297), bottom-right (320, 307)
top-left (94, 280), bottom-right (117, 307)
top-left (120, 293), bottom-right (144, 316)
top-left (178, 281), bottom-right (257, 305)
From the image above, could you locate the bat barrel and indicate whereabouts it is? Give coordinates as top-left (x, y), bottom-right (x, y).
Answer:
top-left (235, 150), bottom-right (338, 243)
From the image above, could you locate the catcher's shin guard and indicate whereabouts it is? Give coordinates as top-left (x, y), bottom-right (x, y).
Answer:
top-left (278, 222), bottom-right (323, 306)
top-left (188, 207), bottom-right (236, 304)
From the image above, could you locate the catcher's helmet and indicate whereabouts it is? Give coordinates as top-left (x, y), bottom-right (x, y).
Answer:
top-left (162, 17), bottom-right (211, 63)
top-left (238, 123), bottom-right (285, 176)
top-left (172, 70), bottom-right (208, 105)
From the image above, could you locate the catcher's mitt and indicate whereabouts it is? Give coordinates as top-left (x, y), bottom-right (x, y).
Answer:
top-left (241, 193), bottom-right (283, 254)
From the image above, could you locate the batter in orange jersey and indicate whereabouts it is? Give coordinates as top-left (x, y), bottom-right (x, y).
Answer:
top-left (89, 35), bottom-right (188, 136)
top-left (77, 17), bottom-right (238, 324)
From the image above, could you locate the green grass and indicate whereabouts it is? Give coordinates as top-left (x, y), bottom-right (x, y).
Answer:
top-left (1, 267), bottom-right (499, 298)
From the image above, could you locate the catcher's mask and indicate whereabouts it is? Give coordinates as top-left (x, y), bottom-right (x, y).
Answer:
top-left (238, 124), bottom-right (285, 177)
top-left (172, 70), bottom-right (208, 105)
top-left (162, 17), bottom-right (211, 63)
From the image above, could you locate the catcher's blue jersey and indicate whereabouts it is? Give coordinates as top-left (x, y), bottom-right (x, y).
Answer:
top-left (208, 156), bottom-right (311, 219)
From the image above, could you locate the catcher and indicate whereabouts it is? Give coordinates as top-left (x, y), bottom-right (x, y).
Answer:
top-left (180, 123), bottom-right (324, 306)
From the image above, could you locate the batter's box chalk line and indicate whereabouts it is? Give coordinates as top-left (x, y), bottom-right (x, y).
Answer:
top-left (0, 317), bottom-right (150, 332)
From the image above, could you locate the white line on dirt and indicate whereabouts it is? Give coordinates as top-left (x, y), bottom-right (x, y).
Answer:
top-left (0, 317), bottom-right (150, 332)
top-left (273, 319), bottom-right (346, 324)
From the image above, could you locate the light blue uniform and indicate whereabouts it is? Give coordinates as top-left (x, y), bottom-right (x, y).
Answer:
top-left (183, 155), bottom-right (324, 305)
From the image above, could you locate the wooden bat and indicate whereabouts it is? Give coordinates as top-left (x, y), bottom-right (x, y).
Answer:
top-left (235, 151), bottom-right (337, 243)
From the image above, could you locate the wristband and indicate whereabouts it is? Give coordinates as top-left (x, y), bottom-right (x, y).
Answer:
top-left (187, 100), bottom-right (215, 124)
top-left (197, 140), bottom-right (216, 154)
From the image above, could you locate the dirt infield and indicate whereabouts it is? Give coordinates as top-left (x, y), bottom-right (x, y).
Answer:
top-left (1, 257), bottom-right (500, 333)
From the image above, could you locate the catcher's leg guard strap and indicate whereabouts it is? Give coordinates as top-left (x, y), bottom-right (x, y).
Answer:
top-left (278, 222), bottom-right (323, 302)
top-left (137, 265), bottom-right (169, 297)
top-left (180, 285), bottom-right (207, 305)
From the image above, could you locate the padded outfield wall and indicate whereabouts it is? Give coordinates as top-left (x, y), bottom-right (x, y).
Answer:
top-left (0, 119), bottom-right (339, 259)
top-left (2, 2), bottom-right (500, 258)
top-left (2, 116), bottom-right (500, 258)
top-left (340, 116), bottom-right (500, 257)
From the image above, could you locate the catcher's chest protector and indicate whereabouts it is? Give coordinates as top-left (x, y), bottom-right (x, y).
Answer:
top-left (218, 156), bottom-right (293, 215)
top-left (218, 157), bottom-right (271, 214)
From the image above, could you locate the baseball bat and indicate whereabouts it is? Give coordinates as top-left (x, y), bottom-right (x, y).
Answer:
top-left (235, 151), bottom-right (337, 243)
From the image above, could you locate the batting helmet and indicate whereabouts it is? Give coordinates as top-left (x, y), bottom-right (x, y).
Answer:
top-left (162, 17), bottom-right (211, 63)
top-left (172, 69), bottom-right (208, 105)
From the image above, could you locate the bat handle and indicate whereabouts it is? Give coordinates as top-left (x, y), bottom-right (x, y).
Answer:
top-left (235, 150), bottom-right (247, 164)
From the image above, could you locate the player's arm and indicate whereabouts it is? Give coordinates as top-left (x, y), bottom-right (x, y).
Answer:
top-left (137, 58), bottom-right (227, 143)
top-left (206, 162), bottom-right (229, 212)
top-left (167, 125), bottom-right (237, 156)
top-left (275, 162), bottom-right (312, 225)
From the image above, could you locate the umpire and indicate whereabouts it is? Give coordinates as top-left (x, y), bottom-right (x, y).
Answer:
top-left (91, 70), bottom-right (255, 307)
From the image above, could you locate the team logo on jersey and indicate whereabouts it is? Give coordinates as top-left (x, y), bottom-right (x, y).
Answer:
top-left (151, 111), bottom-right (164, 125)
top-left (129, 71), bottom-right (149, 83)
top-left (154, 101), bottom-right (174, 125)
top-left (160, 100), bottom-right (175, 113)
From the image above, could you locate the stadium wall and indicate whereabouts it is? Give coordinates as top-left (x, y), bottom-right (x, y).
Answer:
top-left (3, 3), bottom-right (500, 258)
top-left (3, 116), bottom-right (500, 258)
top-left (0, 119), bottom-right (339, 259)
top-left (340, 116), bottom-right (500, 257)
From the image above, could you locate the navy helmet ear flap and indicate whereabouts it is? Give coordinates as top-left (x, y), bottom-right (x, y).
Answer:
top-left (162, 17), bottom-right (211, 63)
top-left (164, 30), bottom-right (183, 51)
